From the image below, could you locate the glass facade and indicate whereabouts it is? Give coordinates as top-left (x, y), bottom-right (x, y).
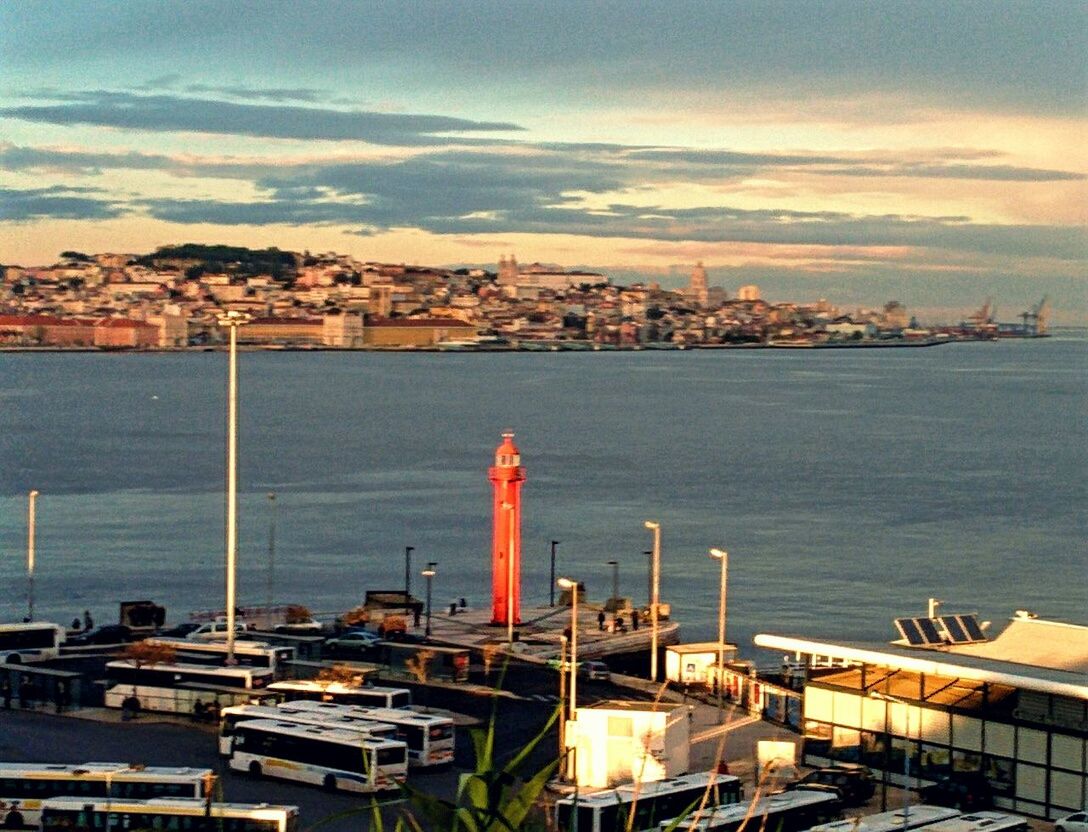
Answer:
top-left (801, 665), bottom-right (1087, 820)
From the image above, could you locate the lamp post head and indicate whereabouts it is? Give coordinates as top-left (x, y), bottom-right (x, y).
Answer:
top-left (421, 568), bottom-right (436, 578)
top-left (216, 310), bottom-right (252, 327)
top-left (28, 490), bottom-right (39, 499)
top-left (644, 520), bottom-right (659, 531)
top-left (557, 577), bottom-right (576, 589)
top-left (607, 560), bottom-right (617, 566)
top-left (710, 548), bottom-right (728, 560)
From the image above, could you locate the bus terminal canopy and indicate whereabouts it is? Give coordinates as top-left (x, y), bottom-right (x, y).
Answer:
top-left (754, 632), bottom-right (1088, 702)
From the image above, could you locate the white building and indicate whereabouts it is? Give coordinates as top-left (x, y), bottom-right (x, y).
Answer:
top-left (567, 700), bottom-right (691, 788)
top-left (755, 612), bottom-right (1088, 820)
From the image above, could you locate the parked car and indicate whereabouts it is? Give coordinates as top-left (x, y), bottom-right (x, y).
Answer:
top-left (186, 620), bottom-right (252, 641)
top-left (67, 624), bottom-right (134, 646)
top-left (578, 660), bottom-right (611, 681)
top-left (786, 765), bottom-right (875, 807)
top-left (324, 630), bottom-right (382, 655)
top-left (1056, 811), bottom-right (1088, 832)
top-left (919, 773), bottom-right (995, 811)
top-left (382, 631), bottom-right (426, 644)
top-left (156, 622), bottom-right (201, 638)
top-left (273, 618), bottom-right (323, 634)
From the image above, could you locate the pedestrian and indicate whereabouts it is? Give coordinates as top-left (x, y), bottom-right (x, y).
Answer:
top-left (3, 805), bottom-right (25, 830)
top-left (122, 694), bottom-right (140, 721)
top-left (597, 610), bottom-right (606, 631)
top-left (632, 611), bottom-right (639, 631)
top-left (616, 614), bottom-right (626, 632)
top-left (83, 610), bottom-right (94, 631)
top-left (18, 677), bottom-right (34, 710)
top-left (413, 608), bottom-right (421, 628)
top-left (1, 677), bottom-right (11, 710)
top-left (53, 680), bottom-right (66, 714)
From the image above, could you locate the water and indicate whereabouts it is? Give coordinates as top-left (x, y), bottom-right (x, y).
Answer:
top-left (1, 339), bottom-right (1085, 654)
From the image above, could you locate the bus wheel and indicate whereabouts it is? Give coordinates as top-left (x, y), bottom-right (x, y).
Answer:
top-left (248, 761), bottom-right (262, 778)
top-left (323, 774), bottom-right (337, 792)
top-left (4, 655), bottom-right (20, 664)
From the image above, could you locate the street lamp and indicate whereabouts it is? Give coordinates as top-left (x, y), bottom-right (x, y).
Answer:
top-left (644, 521), bottom-right (661, 682)
top-left (607, 560), bottom-right (619, 614)
top-left (421, 562), bottom-right (436, 637)
top-left (709, 548), bottom-right (729, 723)
top-left (27, 489), bottom-right (39, 621)
top-left (557, 576), bottom-right (579, 783)
top-left (549, 540), bottom-right (560, 606)
top-left (217, 310), bottom-right (251, 665)
top-left (404, 546), bottom-right (414, 613)
top-left (501, 502), bottom-right (516, 644)
top-left (266, 492), bottom-right (276, 611)
top-left (870, 690), bottom-right (913, 827)
top-left (643, 549), bottom-right (653, 608)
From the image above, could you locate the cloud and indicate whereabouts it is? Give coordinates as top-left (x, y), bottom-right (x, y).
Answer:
top-left (0, 185), bottom-right (124, 221)
top-left (0, 91), bottom-right (524, 145)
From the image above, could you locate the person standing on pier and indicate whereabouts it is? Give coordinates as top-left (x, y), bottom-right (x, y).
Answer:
top-left (597, 610), bottom-right (606, 631)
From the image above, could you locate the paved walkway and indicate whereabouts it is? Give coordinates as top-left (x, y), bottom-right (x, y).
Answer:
top-left (408, 602), bottom-right (681, 661)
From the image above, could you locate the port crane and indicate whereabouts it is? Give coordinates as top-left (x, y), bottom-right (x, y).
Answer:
top-left (1019, 296), bottom-right (1050, 336)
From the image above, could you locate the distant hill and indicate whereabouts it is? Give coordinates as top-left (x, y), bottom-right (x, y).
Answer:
top-left (134, 244), bottom-right (298, 281)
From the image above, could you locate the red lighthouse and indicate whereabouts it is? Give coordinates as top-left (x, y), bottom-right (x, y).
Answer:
top-left (489, 431), bottom-right (526, 626)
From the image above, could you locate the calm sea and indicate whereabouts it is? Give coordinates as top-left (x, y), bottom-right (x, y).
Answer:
top-left (1, 338), bottom-right (1085, 653)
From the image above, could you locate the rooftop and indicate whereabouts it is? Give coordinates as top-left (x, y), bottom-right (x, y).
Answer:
top-left (756, 616), bottom-right (1088, 700)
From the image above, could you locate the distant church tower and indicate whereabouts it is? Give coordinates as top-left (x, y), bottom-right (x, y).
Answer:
top-left (689, 261), bottom-right (709, 307)
top-left (498, 254), bottom-right (519, 285)
top-left (489, 431), bottom-right (526, 625)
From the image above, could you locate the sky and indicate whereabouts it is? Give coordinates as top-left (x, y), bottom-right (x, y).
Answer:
top-left (1, 0), bottom-right (1085, 322)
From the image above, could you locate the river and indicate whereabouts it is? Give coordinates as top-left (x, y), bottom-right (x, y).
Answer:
top-left (1, 337), bottom-right (1084, 652)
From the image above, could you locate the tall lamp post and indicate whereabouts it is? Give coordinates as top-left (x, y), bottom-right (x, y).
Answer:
top-left (421, 562), bottom-right (436, 637)
top-left (27, 489), bottom-right (39, 621)
top-left (549, 540), bottom-right (560, 606)
top-left (709, 548), bottom-right (729, 723)
top-left (607, 560), bottom-right (619, 613)
top-left (870, 690), bottom-right (913, 828)
top-left (266, 492), bottom-right (276, 611)
top-left (557, 576), bottom-right (579, 783)
top-left (217, 310), bottom-right (250, 666)
top-left (404, 546), bottom-right (414, 612)
top-left (643, 521), bottom-right (661, 682)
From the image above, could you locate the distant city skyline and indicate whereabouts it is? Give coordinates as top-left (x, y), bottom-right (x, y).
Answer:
top-left (1, 1), bottom-right (1085, 322)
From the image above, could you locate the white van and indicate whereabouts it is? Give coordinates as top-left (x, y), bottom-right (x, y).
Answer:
top-left (186, 619), bottom-right (253, 641)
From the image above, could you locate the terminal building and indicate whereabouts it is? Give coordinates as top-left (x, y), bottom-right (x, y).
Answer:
top-left (755, 610), bottom-right (1088, 821)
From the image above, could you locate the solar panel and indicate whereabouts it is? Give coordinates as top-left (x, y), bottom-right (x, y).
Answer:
top-left (917, 618), bottom-right (942, 644)
top-left (940, 615), bottom-right (969, 643)
top-left (960, 614), bottom-right (986, 641)
top-left (895, 618), bottom-right (925, 645)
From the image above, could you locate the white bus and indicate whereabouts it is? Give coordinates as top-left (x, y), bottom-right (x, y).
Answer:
top-left (810, 806), bottom-right (962, 832)
top-left (218, 704), bottom-right (397, 756)
top-left (143, 638), bottom-right (296, 678)
top-left (275, 700), bottom-right (455, 769)
top-left (556, 772), bottom-right (744, 832)
top-left (40, 797), bottom-right (297, 832)
top-left (916, 813), bottom-right (1030, 832)
top-left (228, 718), bottom-right (408, 794)
top-left (0, 763), bottom-right (212, 831)
top-left (104, 660), bottom-right (275, 715)
top-left (267, 680), bottom-right (411, 709)
top-left (663, 788), bottom-right (842, 832)
top-left (0, 623), bottom-right (65, 664)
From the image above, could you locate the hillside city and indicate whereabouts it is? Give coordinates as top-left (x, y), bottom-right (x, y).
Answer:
top-left (0, 245), bottom-right (1037, 349)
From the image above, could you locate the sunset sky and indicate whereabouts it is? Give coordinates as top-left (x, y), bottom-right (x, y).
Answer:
top-left (1, 1), bottom-right (1085, 322)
